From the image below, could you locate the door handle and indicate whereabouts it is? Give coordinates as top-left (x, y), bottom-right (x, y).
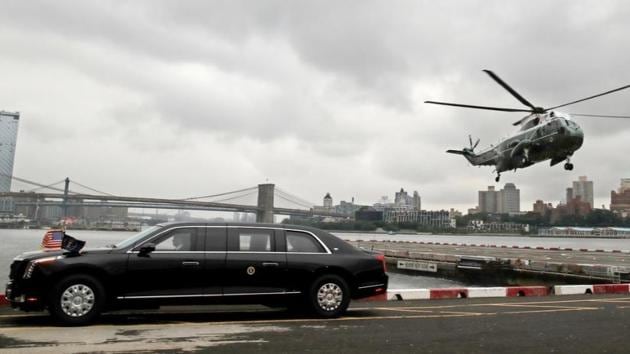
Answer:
top-left (262, 262), bottom-right (279, 267)
top-left (182, 261), bottom-right (200, 268)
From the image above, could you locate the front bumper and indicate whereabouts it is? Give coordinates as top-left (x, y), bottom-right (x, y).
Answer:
top-left (5, 281), bottom-right (45, 310)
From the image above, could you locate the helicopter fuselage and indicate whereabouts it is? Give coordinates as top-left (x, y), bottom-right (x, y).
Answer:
top-left (461, 112), bottom-right (584, 173)
top-left (429, 69), bottom-right (628, 181)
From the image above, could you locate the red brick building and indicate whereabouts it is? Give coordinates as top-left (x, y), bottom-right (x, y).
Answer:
top-left (550, 196), bottom-right (592, 224)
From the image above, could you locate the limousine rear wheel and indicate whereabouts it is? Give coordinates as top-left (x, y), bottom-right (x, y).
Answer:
top-left (308, 274), bottom-right (350, 318)
top-left (49, 274), bottom-right (105, 326)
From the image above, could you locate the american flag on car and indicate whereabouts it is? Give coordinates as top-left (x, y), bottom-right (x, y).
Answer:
top-left (42, 230), bottom-right (64, 249)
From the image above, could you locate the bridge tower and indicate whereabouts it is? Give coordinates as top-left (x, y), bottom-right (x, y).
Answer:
top-left (256, 183), bottom-right (275, 223)
top-left (63, 177), bottom-right (70, 218)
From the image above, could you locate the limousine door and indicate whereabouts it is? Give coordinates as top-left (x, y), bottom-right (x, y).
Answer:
top-left (203, 226), bottom-right (227, 295)
top-left (224, 227), bottom-right (289, 295)
top-left (123, 227), bottom-right (206, 297)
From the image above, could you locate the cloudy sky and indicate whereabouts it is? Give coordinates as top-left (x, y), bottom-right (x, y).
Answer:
top-left (2, 0), bottom-right (630, 213)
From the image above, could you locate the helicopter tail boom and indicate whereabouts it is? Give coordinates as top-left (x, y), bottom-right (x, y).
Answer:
top-left (446, 149), bottom-right (478, 165)
top-left (446, 149), bottom-right (467, 155)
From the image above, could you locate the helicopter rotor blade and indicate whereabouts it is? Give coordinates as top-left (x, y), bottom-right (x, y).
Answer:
top-left (424, 101), bottom-right (532, 113)
top-left (512, 115), bottom-right (534, 126)
top-left (468, 135), bottom-right (473, 148)
top-left (473, 138), bottom-right (480, 149)
top-left (570, 113), bottom-right (630, 119)
top-left (483, 70), bottom-right (538, 110)
top-left (546, 84), bottom-right (630, 111)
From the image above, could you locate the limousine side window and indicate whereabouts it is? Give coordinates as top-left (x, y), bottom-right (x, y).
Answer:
top-left (154, 228), bottom-right (198, 252)
top-left (205, 227), bottom-right (227, 252)
top-left (286, 231), bottom-right (325, 253)
top-left (237, 229), bottom-right (273, 252)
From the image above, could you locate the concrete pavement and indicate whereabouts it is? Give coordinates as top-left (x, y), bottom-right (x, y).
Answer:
top-left (1, 295), bottom-right (630, 353)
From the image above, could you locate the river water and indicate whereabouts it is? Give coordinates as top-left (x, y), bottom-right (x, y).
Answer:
top-left (2, 229), bottom-right (629, 290)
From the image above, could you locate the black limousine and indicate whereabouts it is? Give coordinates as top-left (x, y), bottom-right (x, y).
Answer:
top-left (6, 223), bottom-right (388, 325)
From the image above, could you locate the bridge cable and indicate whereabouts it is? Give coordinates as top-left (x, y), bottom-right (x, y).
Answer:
top-left (0, 173), bottom-right (77, 194)
top-left (275, 187), bottom-right (317, 207)
top-left (26, 179), bottom-right (67, 193)
top-left (211, 191), bottom-right (258, 204)
top-left (274, 194), bottom-right (313, 209)
top-left (182, 186), bottom-right (258, 201)
top-left (274, 188), bottom-right (316, 208)
top-left (275, 193), bottom-right (313, 209)
top-left (70, 180), bottom-right (115, 196)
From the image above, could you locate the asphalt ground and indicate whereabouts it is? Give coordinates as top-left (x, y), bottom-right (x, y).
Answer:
top-left (1, 295), bottom-right (630, 353)
top-left (351, 240), bottom-right (630, 267)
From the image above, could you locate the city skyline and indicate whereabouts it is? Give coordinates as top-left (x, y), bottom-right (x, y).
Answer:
top-left (2, 2), bottom-right (630, 213)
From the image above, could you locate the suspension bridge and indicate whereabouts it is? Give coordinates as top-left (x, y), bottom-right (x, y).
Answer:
top-left (0, 174), bottom-right (350, 223)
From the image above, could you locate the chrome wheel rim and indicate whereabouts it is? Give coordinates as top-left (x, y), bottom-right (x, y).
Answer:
top-left (60, 284), bottom-right (95, 317)
top-left (317, 282), bottom-right (343, 312)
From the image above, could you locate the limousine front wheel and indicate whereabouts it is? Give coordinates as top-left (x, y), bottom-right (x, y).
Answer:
top-left (49, 274), bottom-right (105, 326)
top-left (309, 274), bottom-right (350, 318)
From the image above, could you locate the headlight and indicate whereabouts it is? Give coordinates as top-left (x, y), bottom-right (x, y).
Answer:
top-left (23, 256), bottom-right (63, 279)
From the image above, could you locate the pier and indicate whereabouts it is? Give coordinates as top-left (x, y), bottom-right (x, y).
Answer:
top-left (350, 239), bottom-right (630, 284)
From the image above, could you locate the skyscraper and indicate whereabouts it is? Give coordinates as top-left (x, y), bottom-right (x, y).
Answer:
top-left (611, 178), bottom-right (630, 217)
top-left (412, 191), bottom-right (421, 210)
top-left (323, 193), bottom-right (333, 209)
top-left (570, 176), bottom-right (594, 208)
top-left (479, 186), bottom-right (498, 213)
top-left (478, 183), bottom-right (520, 213)
top-left (500, 183), bottom-right (520, 213)
top-left (0, 111), bottom-right (20, 192)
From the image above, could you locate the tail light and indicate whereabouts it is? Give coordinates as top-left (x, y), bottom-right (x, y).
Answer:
top-left (375, 254), bottom-right (387, 273)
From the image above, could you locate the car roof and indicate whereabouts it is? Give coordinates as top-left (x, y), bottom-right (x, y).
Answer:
top-left (156, 221), bottom-right (319, 231)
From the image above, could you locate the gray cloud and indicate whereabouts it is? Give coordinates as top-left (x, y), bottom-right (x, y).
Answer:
top-left (2, 0), bottom-right (630, 212)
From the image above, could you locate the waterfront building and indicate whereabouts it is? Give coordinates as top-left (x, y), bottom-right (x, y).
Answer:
top-left (383, 208), bottom-right (454, 228)
top-left (467, 220), bottom-right (529, 233)
top-left (550, 196), bottom-right (592, 224)
top-left (479, 186), bottom-right (498, 213)
top-left (412, 191), bottom-right (421, 210)
top-left (611, 178), bottom-right (630, 217)
top-left (0, 111), bottom-right (19, 193)
top-left (569, 176), bottom-right (594, 208)
top-left (0, 111), bottom-right (19, 214)
top-left (479, 183), bottom-right (520, 213)
top-left (393, 188), bottom-right (421, 210)
top-left (355, 207), bottom-right (383, 221)
top-left (532, 200), bottom-right (553, 216)
top-left (335, 199), bottom-right (362, 216)
top-left (323, 193), bottom-right (333, 209)
top-left (372, 196), bottom-right (394, 211)
top-left (500, 183), bottom-right (520, 213)
top-left (394, 188), bottom-right (408, 206)
top-left (539, 227), bottom-right (630, 238)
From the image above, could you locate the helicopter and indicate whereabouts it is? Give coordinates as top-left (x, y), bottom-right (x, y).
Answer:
top-left (425, 70), bottom-right (630, 182)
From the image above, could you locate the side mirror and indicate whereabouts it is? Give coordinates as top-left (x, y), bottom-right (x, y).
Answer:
top-left (138, 243), bottom-right (156, 256)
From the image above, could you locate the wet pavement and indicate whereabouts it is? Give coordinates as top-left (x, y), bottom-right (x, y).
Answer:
top-left (1, 295), bottom-right (630, 353)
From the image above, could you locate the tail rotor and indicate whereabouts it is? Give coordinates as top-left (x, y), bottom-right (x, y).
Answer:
top-left (447, 135), bottom-right (480, 156)
top-left (469, 135), bottom-right (480, 150)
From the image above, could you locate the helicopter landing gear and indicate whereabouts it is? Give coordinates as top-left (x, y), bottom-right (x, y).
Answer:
top-left (564, 157), bottom-right (574, 171)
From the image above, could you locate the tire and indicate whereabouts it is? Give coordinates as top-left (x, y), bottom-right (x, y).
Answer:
top-left (308, 274), bottom-right (350, 318)
top-left (48, 274), bottom-right (105, 326)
